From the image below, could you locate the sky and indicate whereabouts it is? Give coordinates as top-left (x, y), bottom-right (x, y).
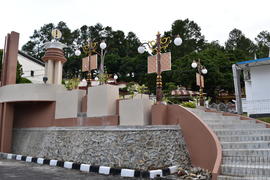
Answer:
top-left (0, 0), bottom-right (270, 49)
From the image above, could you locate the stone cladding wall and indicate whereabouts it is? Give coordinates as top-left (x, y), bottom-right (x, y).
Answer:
top-left (12, 125), bottom-right (191, 170)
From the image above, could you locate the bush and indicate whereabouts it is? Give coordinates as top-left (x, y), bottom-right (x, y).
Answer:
top-left (64, 78), bottom-right (80, 90)
top-left (181, 101), bottom-right (196, 108)
top-left (17, 77), bottom-right (32, 84)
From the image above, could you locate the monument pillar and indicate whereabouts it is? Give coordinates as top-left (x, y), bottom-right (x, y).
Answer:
top-left (42, 43), bottom-right (67, 85)
top-left (47, 59), bottom-right (54, 84)
top-left (54, 60), bottom-right (63, 84)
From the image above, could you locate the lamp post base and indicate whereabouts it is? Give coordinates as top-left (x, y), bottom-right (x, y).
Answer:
top-left (199, 88), bottom-right (204, 106)
top-left (87, 72), bottom-right (92, 87)
top-left (156, 74), bottom-right (163, 102)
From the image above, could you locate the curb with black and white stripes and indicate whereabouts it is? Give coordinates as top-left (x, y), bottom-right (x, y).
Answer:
top-left (0, 152), bottom-right (178, 179)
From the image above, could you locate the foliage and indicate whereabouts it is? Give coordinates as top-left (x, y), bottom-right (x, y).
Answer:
top-left (181, 101), bottom-right (196, 108)
top-left (17, 77), bottom-right (32, 83)
top-left (98, 73), bottom-right (110, 84)
top-left (255, 31), bottom-right (270, 58)
top-left (257, 117), bottom-right (270, 123)
top-left (64, 78), bottom-right (80, 90)
top-left (21, 20), bottom-right (270, 102)
top-left (126, 82), bottom-right (148, 98)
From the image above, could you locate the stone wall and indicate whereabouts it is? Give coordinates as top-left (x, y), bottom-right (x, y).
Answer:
top-left (12, 125), bottom-right (191, 170)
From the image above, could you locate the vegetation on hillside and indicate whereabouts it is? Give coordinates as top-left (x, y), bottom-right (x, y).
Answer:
top-left (1, 19), bottom-right (270, 101)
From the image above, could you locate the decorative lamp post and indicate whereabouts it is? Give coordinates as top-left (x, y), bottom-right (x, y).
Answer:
top-left (75, 38), bottom-right (107, 87)
top-left (138, 32), bottom-right (182, 102)
top-left (99, 41), bottom-right (107, 74)
top-left (191, 59), bottom-right (207, 106)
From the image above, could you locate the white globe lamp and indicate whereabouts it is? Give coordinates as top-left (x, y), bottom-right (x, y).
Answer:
top-left (138, 46), bottom-right (145, 54)
top-left (100, 41), bottom-right (107, 49)
top-left (75, 49), bottom-right (81, 56)
top-left (174, 36), bottom-right (182, 46)
top-left (202, 68), bottom-right (208, 74)
top-left (191, 62), bottom-right (198, 69)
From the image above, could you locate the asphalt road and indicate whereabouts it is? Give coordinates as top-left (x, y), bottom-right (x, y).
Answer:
top-left (0, 159), bottom-right (138, 180)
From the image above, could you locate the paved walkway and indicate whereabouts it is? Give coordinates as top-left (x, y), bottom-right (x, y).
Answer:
top-left (0, 159), bottom-right (136, 180)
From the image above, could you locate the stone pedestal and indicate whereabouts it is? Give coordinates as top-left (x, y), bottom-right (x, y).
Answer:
top-left (119, 98), bottom-right (153, 126)
top-left (87, 84), bottom-right (119, 117)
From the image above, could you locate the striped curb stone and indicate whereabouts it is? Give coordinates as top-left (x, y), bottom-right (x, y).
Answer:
top-left (0, 152), bottom-right (178, 179)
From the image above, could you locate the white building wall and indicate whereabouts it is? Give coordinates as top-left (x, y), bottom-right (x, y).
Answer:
top-left (249, 65), bottom-right (270, 100)
top-left (244, 64), bottom-right (270, 115)
top-left (244, 81), bottom-right (252, 101)
top-left (17, 54), bottom-right (45, 83)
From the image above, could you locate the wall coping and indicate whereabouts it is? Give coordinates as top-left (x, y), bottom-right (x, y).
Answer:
top-left (13, 125), bottom-right (180, 132)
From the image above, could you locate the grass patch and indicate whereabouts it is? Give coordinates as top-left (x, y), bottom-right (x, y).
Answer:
top-left (257, 117), bottom-right (270, 123)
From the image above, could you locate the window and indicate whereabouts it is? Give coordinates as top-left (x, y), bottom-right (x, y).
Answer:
top-left (31, 70), bottom-right (34, 77)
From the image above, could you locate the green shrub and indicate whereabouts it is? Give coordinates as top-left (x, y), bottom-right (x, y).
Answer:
top-left (181, 101), bottom-right (196, 108)
top-left (17, 77), bottom-right (32, 83)
top-left (64, 78), bottom-right (80, 90)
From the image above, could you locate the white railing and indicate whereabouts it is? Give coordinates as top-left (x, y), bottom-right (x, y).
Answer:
top-left (242, 99), bottom-right (270, 114)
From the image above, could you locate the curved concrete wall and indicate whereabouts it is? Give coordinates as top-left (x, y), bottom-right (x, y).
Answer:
top-left (152, 104), bottom-right (222, 180)
top-left (0, 84), bottom-right (66, 103)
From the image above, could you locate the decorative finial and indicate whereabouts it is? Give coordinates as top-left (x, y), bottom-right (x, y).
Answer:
top-left (51, 29), bottom-right (62, 40)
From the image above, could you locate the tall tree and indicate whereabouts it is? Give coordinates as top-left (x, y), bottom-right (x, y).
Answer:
top-left (255, 30), bottom-right (270, 58)
top-left (22, 23), bottom-right (54, 59)
top-left (164, 19), bottom-right (205, 61)
top-left (225, 28), bottom-right (256, 60)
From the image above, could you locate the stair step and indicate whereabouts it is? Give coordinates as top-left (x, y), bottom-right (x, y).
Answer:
top-left (219, 135), bottom-right (270, 142)
top-left (191, 111), bottom-right (221, 116)
top-left (203, 116), bottom-right (240, 120)
top-left (223, 149), bottom-right (270, 157)
top-left (218, 175), bottom-right (270, 180)
top-left (221, 164), bottom-right (270, 177)
top-left (221, 141), bottom-right (270, 149)
top-left (223, 156), bottom-right (270, 166)
top-left (214, 129), bottom-right (270, 136)
top-left (185, 108), bottom-right (205, 113)
top-left (204, 120), bottom-right (256, 124)
top-left (208, 123), bottom-right (265, 129)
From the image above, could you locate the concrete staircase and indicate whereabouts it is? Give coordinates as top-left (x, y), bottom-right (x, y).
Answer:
top-left (188, 108), bottom-right (270, 180)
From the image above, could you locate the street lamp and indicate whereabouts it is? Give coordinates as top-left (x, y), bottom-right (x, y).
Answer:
top-left (138, 32), bottom-right (182, 102)
top-left (75, 38), bottom-right (107, 87)
top-left (191, 59), bottom-right (207, 106)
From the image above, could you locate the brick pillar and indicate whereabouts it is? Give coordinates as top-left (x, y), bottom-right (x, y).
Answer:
top-left (0, 31), bottom-right (19, 152)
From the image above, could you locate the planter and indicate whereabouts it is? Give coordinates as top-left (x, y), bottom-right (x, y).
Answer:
top-left (87, 84), bottom-right (119, 117)
top-left (55, 89), bottom-right (86, 119)
top-left (119, 98), bottom-right (153, 125)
